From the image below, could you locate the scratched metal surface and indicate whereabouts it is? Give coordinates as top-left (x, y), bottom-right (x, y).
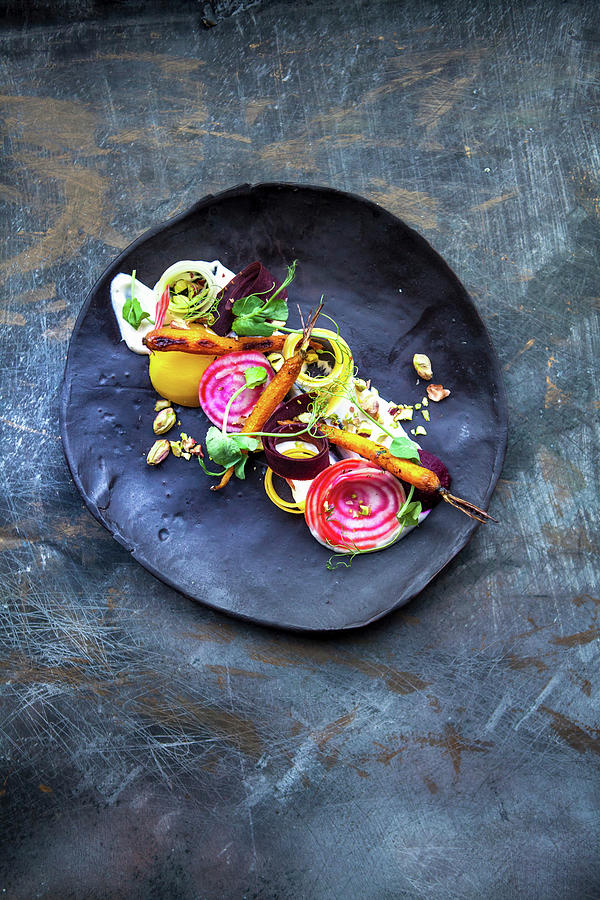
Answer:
top-left (0, 1), bottom-right (598, 897)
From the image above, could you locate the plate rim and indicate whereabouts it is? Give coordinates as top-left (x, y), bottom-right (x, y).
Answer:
top-left (60, 181), bottom-right (509, 632)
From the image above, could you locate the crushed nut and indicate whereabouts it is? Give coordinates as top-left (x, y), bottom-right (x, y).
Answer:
top-left (153, 407), bottom-right (176, 434)
top-left (180, 433), bottom-right (196, 452)
top-left (414, 425), bottom-right (427, 436)
top-left (146, 440), bottom-right (170, 465)
top-left (154, 398), bottom-right (171, 412)
top-left (393, 405), bottom-right (413, 422)
top-left (426, 384), bottom-right (451, 402)
top-left (356, 392), bottom-right (379, 418)
top-left (413, 353), bottom-right (433, 380)
top-left (422, 409), bottom-right (430, 422)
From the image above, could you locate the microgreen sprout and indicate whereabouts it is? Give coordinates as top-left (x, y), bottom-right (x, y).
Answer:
top-left (122, 270), bottom-right (152, 329)
top-left (231, 261), bottom-right (297, 336)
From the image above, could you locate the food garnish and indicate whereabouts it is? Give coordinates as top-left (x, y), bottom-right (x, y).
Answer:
top-left (212, 260), bottom-right (293, 336)
top-left (413, 353), bottom-right (433, 380)
top-left (146, 439), bottom-right (170, 466)
top-left (122, 270), bottom-right (152, 330)
top-left (153, 406), bottom-right (176, 434)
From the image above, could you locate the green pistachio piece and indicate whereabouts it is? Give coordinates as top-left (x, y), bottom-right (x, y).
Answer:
top-left (413, 353), bottom-right (433, 380)
top-left (147, 439), bottom-right (170, 465)
top-left (153, 407), bottom-right (177, 435)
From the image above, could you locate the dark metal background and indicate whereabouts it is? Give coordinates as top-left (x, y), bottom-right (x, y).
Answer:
top-left (1, 1), bottom-right (598, 897)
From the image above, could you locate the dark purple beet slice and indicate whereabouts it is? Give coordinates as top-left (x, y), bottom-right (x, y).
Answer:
top-left (211, 261), bottom-right (288, 336)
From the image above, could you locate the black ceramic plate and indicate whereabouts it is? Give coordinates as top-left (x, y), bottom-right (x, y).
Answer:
top-left (60, 183), bottom-right (507, 632)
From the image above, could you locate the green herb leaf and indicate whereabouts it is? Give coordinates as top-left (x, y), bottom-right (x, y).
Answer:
top-left (122, 271), bottom-right (151, 329)
top-left (234, 456), bottom-right (249, 480)
top-left (260, 294), bottom-right (289, 321)
top-left (205, 427), bottom-right (260, 472)
top-left (243, 366), bottom-right (268, 389)
top-left (231, 261), bottom-right (296, 336)
top-left (389, 435), bottom-right (420, 462)
top-left (396, 485), bottom-right (422, 532)
top-left (122, 296), bottom-right (151, 329)
top-left (397, 500), bottom-right (422, 530)
top-left (231, 317), bottom-right (277, 337)
top-left (232, 294), bottom-right (263, 317)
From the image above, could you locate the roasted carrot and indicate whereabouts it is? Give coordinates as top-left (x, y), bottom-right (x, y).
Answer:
top-left (318, 424), bottom-right (496, 523)
top-left (212, 303), bottom-right (323, 491)
top-left (318, 424), bottom-right (441, 492)
top-left (143, 323), bottom-right (289, 356)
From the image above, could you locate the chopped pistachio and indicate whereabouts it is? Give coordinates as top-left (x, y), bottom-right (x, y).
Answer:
top-left (394, 405), bottom-right (413, 422)
top-left (170, 440), bottom-right (183, 458)
top-left (154, 398), bottom-right (171, 412)
top-left (168, 317), bottom-right (190, 330)
top-left (414, 425), bottom-right (427, 436)
top-left (146, 439), bottom-right (170, 465)
top-left (356, 423), bottom-right (372, 437)
top-left (413, 353), bottom-right (433, 380)
top-left (422, 409), bottom-right (430, 422)
top-left (422, 398), bottom-right (429, 406)
top-left (153, 407), bottom-right (176, 434)
top-left (180, 433), bottom-right (196, 452)
top-left (297, 412), bottom-right (311, 424)
top-left (359, 504), bottom-right (371, 516)
top-left (415, 402), bottom-right (422, 410)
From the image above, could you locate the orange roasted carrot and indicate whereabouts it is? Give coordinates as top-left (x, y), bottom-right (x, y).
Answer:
top-left (318, 424), bottom-right (441, 492)
top-left (212, 304), bottom-right (323, 491)
top-left (143, 323), bottom-right (288, 356)
top-left (318, 424), bottom-right (497, 523)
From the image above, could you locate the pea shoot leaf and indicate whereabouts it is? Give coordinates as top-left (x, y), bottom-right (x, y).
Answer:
top-left (122, 294), bottom-right (151, 329)
top-left (396, 499), bottom-right (422, 530)
top-left (389, 435), bottom-right (420, 462)
top-left (205, 426), bottom-right (260, 476)
top-left (121, 270), bottom-right (152, 330)
top-left (232, 294), bottom-right (263, 317)
top-left (243, 366), bottom-right (268, 389)
top-left (231, 260), bottom-right (296, 336)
